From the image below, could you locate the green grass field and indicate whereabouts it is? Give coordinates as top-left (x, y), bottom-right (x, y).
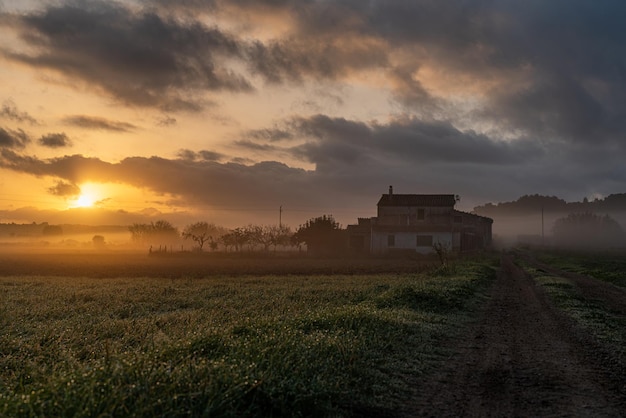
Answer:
top-left (0, 259), bottom-right (497, 417)
top-left (536, 250), bottom-right (626, 288)
top-left (520, 250), bottom-right (626, 377)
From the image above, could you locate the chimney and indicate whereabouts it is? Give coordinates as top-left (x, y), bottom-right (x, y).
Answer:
top-left (389, 185), bottom-right (393, 196)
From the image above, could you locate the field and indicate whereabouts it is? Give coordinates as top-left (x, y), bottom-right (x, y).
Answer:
top-left (2, 249), bottom-right (626, 416)
top-left (0, 252), bottom-right (496, 417)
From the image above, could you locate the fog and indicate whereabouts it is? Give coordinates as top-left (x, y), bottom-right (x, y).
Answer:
top-left (490, 211), bottom-right (626, 250)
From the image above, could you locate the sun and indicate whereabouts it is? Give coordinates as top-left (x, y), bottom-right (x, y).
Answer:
top-left (68, 183), bottom-right (102, 209)
top-left (73, 194), bottom-right (95, 208)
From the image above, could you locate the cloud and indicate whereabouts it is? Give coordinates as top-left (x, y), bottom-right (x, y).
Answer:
top-left (156, 115), bottom-right (177, 127)
top-left (177, 149), bottom-right (224, 162)
top-left (39, 132), bottom-right (72, 148)
top-left (0, 127), bottom-right (30, 149)
top-left (282, 114), bottom-right (542, 167)
top-left (63, 116), bottom-right (137, 132)
top-left (234, 140), bottom-right (279, 153)
top-left (1, 120), bottom-right (625, 227)
top-left (0, 205), bottom-right (194, 229)
top-left (245, 128), bottom-right (293, 142)
top-left (245, 36), bottom-right (389, 84)
top-left (2, 0), bottom-right (626, 223)
top-left (0, 149), bottom-right (310, 207)
top-left (0, 149), bottom-right (112, 182)
top-left (6, 1), bottom-right (251, 111)
top-left (4, 0), bottom-right (626, 144)
top-left (3, 1), bottom-right (392, 110)
top-left (227, 1), bottom-right (626, 145)
top-left (48, 180), bottom-right (80, 197)
top-left (0, 100), bottom-right (38, 125)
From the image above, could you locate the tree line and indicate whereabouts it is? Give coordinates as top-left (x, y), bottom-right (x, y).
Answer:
top-left (473, 193), bottom-right (626, 216)
top-left (128, 215), bottom-right (344, 254)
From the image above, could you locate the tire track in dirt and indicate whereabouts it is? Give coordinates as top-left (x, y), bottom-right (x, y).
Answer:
top-left (410, 254), bottom-right (625, 417)
top-left (519, 251), bottom-right (626, 315)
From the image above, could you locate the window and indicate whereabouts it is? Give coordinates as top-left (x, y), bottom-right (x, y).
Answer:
top-left (387, 235), bottom-right (395, 247)
top-left (416, 235), bottom-right (433, 247)
top-left (417, 209), bottom-right (425, 220)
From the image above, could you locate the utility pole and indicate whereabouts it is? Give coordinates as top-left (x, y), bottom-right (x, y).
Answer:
top-left (541, 205), bottom-right (546, 247)
top-left (279, 205), bottom-right (282, 228)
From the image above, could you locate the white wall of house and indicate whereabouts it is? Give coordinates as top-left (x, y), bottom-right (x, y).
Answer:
top-left (371, 231), bottom-right (456, 255)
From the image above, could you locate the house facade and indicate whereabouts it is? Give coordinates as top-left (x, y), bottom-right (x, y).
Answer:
top-left (347, 187), bottom-right (493, 255)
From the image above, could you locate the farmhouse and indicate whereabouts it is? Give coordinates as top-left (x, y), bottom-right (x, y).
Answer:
top-left (347, 186), bottom-right (493, 255)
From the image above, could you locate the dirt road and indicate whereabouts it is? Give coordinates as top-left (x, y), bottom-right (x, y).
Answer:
top-left (410, 254), bottom-right (626, 417)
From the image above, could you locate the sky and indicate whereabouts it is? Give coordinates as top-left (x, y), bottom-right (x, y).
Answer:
top-left (1, 0), bottom-right (625, 229)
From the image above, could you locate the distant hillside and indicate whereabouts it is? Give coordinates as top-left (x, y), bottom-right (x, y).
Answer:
top-left (0, 223), bottom-right (129, 238)
top-left (473, 193), bottom-right (626, 217)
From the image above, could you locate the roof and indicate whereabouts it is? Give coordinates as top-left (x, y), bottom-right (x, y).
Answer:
top-left (377, 194), bottom-right (457, 207)
top-left (453, 209), bottom-right (494, 223)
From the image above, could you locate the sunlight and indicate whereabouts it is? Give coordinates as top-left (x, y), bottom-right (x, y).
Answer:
top-left (68, 183), bottom-right (101, 209)
top-left (73, 194), bottom-right (95, 208)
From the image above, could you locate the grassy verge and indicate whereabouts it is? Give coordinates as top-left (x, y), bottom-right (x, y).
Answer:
top-left (523, 263), bottom-right (626, 372)
top-left (535, 250), bottom-right (626, 288)
top-left (0, 259), bottom-right (497, 417)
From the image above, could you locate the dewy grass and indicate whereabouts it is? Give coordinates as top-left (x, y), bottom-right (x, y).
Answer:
top-left (0, 259), bottom-right (497, 417)
top-left (537, 250), bottom-right (626, 288)
top-left (533, 273), bottom-right (626, 365)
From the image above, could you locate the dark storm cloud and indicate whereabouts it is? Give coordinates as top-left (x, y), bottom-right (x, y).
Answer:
top-left (245, 37), bottom-right (388, 84)
top-left (63, 116), bottom-right (137, 132)
top-left (1, 130), bottom-right (625, 226)
top-left (1, 100), bottom-right (38, 125)
top-left (284, 115), bottom-right (542, 166)
top-left (144, 0), bottom-right (626, 144)
top-left (48, 180), bottom-right (80, 197)
top-left (3, 1), bottom-right (393, 110)
top-left (39, 133), bottom-right (72, 148)
top-left (246, 1), bottom-right (626, 145)
top-left (0, 149), bottom-right (111, 182)
top-left (5, 1), bottom-right (626, 132)
top-left (0, 127), bottom-right (30, 149)
top-left (2, 0), bottom-right (626, 215)
top-left (6, 1), bottom-right (251, 111)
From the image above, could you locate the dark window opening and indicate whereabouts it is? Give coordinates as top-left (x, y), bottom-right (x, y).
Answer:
top-left (417, 209), bottom-right (425, 220)
top-left (387, 235), bottom-right (395, 247)
top-left (416, 235), bottom-right (433, 246)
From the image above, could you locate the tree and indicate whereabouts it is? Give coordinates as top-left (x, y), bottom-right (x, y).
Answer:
top-left (242, 224), bottom-right (263, 251)
top-left (92, 235), bottom-right (105, 249)
top-left (182, 222), bottom-right (225, 251)
top-left (552, 212), bottom-right (624, 248)
top-left (129, 220), bottom-right (179, 247)
top-left (129, 223), bottom-right (152, 242)
top-left (293, 215), bottom-right (344, 255)
top-left (220, 228), bottom-right (248, 252)
top-left (268, 225), bottom-right (293, 251)
top-left (42, 224), bottom-right (63, 236)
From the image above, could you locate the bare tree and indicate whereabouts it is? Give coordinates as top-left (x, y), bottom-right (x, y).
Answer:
top-left (129, 220), bottom-right (179, 250)
top-left (220, 228), bottom-right (248, 252)
top-left (264, 225), bottom-right (293, 251)
top-left (182, 221), bottom-right (226, 251)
